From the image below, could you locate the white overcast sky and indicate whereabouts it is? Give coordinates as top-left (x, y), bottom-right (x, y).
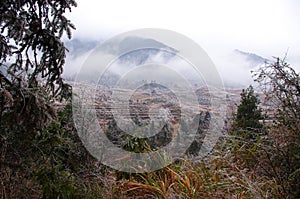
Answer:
top-left (66, 0), bottom-right (300, 80)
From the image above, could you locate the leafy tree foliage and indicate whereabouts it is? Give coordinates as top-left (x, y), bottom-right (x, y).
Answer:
top-left (254, 57), bottom-right (300, 129)
top-left (0, 0), bottom-right (76, 95)
top-left (253, 57), bottom-right (300, 198)
top-left (0, 1), bottom-right (81, 198)
top-left (0, 0), bottom-right (76, 132)
top-left (233, 85), bottom-right (263, 139)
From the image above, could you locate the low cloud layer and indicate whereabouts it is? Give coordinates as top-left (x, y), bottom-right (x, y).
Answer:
top-left (64, 37), bottom-right (277, 89)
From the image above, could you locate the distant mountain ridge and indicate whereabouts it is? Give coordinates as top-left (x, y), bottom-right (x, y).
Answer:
top-left (64, 36), bottom-right (179, 85)
top-left (234, 49), bottom-right (269, 66)
top-left (64, 38), bottom-right (268, 88)
top-left (65, 39), bottom-right (268, 70)
top-left (65, 38), bottom-right (98, 58)
top-left (65, 36), bottom-right (177, 59)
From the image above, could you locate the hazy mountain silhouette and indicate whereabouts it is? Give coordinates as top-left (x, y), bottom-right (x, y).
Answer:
top-left (234, 49), bottom-right (268, 68)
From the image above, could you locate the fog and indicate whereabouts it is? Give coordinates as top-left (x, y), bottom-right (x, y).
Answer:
top-left (63, 38), bottom-right (273, 88)
top-left (63, 0), bottom-right (300, 87)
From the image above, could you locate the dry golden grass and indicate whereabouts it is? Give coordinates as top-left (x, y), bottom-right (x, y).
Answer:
top-left (114, 149), bottom-right (277, 199)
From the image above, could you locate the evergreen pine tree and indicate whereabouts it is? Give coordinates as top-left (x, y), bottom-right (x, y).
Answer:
top-left (233, 85), bottom-right (263, 139)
